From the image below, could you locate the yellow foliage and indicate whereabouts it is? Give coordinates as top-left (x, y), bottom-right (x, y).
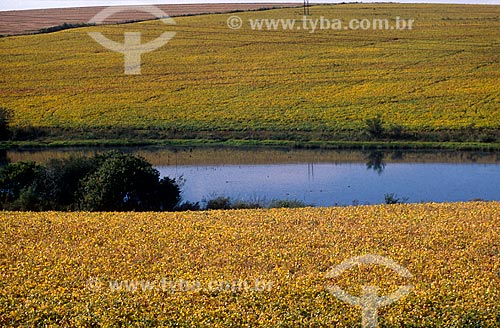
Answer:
top-left (0, 4), bottom-right (499, 133)
top-left (0, 202), bottom-right (499, 326)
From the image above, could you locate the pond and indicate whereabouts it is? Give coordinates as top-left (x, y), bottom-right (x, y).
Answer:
top-left (4, 148), bottom-right (500, 206)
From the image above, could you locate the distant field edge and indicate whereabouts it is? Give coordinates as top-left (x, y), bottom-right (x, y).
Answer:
top-left (2, 139), bottom-right (500, 152)
top-left (0, 3), bottom-right (301, 36)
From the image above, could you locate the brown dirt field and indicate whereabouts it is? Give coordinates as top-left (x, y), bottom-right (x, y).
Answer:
top-left (0, 3), bottom-right (300, 36)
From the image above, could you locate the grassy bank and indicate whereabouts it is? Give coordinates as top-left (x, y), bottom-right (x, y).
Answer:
top-left (2, 138), bottom-right (500, 151)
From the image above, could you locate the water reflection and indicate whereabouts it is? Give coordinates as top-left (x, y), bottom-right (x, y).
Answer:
top-left (365, 151), bottom-right (386, 174)
top-left (3, 147), bottom-right (500, 206)
top-left (390, 151), bottom-right (404, 161)
top-left (0, 149), bottom-right (9, 166)
top-left (5, 147), bottom-right (500, 166)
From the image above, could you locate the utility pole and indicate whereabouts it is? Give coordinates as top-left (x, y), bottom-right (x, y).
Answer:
top-left (303, 0), bottom-right (310, 16)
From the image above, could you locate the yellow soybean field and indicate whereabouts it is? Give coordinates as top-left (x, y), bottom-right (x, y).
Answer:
top-left (0, 4), bottom-right (500, 139)
top-left (1, 202), bottom-right (499, 326)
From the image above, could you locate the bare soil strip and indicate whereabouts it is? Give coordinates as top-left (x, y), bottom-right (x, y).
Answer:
top-left (0, 3), bottom-right (300, 35)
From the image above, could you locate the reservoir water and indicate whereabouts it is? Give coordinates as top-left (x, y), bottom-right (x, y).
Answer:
top-left (5, 148), bottom-right (500, 206)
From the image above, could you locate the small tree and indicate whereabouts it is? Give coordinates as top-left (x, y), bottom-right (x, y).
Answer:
top-left (79, 152), bottom-right (180, 211)
top-left (0, 161), bottom-right (45, 209)
top-left (0, 152), bottom-right (181, 211)
top-left (384, 193), bottom-right (409, 204)
top-left (388, 123), bottom-right (404, 139)
top-left (205, 196), bottom-right (232, 210)
top-left (365, 115), bottom-right (385, 139)
top-left (0, 107), bottom-right (12, 140)
top-left (43, 156), bottom-right (101, 210)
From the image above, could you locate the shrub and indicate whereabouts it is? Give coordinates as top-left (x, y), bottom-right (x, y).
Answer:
top-left (0, 152), bottom-right (181, 211)
top-left (0, 161), bottom-right (45, 209)
top-left (384, 193), bottom-right (409, 204)
top-left (269, 199), bottom-right (307, 208)
top-left (205, 196), bottom-right (232, 210)
top-left (0, 107), bottom-right (12, 140)
top-left (79, 152), bottom-right (180, 211)
top-left (175, 201), bottom-right (201, 211)
top-left (36, 22), bottom-right (95, 34)
top-left (43, 156), bottom-right (101, 210)
top-left (13, 185), bottom-right (45, 211)
top-left (364, 114), bottom-right (385, 139)
top-left (388, 123), bottom-right (404, 139)
top-left (10, 126), bottom-right (47, 141)
top-left (231, 199), bottom-right (262, 209)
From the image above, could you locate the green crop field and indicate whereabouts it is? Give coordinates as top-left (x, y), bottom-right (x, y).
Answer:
top-left (0, 4), bottom-right (499, 144)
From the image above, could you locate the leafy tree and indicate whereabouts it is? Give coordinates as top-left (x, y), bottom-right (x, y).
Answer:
top-left (0, 107), bottom-right (12, 140)
top-left (175, 201), bottom-right (201, 211)
top-left (269, 199), bottom-right (307, 208)
top-left (0, 152), bottom-right (181, 211)
top-left (0, 161), bottom-right (44, 209)
top-left (42, 156), bottom-right (101, 210)
top-left (79, 152), bottom-right (180, 211)
top-left (0, 149), bottom-right (9, 166)
top-left (365, 114), bottom-right (385, 139)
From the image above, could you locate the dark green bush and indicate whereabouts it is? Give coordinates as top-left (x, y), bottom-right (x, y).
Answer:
top-left (205, 196), bottom-right (232, 210)
top-left (0, 107), bottom-right (12, 140)
top-left (364, 115), bottom-right (385, 139)
top-left (384, 193), bottom-right (409, 204)
top-left (79, 152), bottom-right (180, 211)
top-left (0, 152), bottom-right (180, 212)
top-left (231, 200), bottom-right (262, 209)
top-left (36, 22), bottom-right (95, 34)
top-left (0, 161), bottom-right (43, 207)
top-left (44, 156), bottom-right (101, 210)
top-left (269, 199), bottom-right (307, 208)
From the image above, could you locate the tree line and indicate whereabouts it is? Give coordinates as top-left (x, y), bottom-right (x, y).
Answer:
top-left (0, 151), bottom-right (180, 211)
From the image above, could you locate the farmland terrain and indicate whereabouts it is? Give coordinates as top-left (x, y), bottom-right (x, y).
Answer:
top-left (0, 4), bottom-right (499, 147)
top-left (1, 202), bottom-right (499, 326)
top-left (0, 3), bottom-right (299, 35)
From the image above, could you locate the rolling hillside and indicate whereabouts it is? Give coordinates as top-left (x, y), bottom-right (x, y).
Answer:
top-left (0, 4), bottom-right (499, 144)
